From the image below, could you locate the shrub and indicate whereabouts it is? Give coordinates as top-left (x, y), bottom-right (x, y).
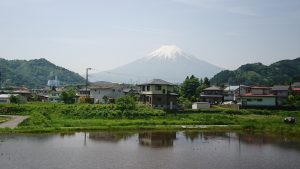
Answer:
top-left (25, 112), bottom-right (50, 127)
top-left (115, 96), bottom-right (136, 112)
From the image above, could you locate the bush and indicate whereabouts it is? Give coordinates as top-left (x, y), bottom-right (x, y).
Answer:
top-left (9, 95), bottom-right (27, 104)
top-left (25, 112), bottom-right (50, 127)
top-left (115, 96), bottom-right (136, 112)
top-left (60, 90), bottom-right (76, 104)
top-left (178, 97), bottom-right (192, 109)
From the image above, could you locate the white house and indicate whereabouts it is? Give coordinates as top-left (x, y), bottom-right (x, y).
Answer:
top-left (90, 83), bottom-right (125, 103)
top-left (0, 94), bottom-right (19, 103)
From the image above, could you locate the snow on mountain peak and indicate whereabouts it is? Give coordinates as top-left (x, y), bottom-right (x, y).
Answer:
top-left (147, 45), bottom-right (184, 60)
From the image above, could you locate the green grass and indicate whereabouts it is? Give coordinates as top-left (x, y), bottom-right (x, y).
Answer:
top-left (0, 103), bottom-right (300, 135)
top-left (0, 116), bottom-right (9, 123)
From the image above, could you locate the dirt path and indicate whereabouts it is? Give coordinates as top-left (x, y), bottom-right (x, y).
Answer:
top-left (0, 115), bottom-right (29, 128)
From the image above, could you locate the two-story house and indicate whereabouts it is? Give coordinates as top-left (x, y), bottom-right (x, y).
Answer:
top-left (240, 86), bottom-right (276, 107)
top-left (89, 83), bottom-right (125, 103)
top-left (271, 85), bottom-right (290, 106)
top-left (199, 86), bottom-right (224, 104)
top-left (138, 79), bottom-right (178, 109)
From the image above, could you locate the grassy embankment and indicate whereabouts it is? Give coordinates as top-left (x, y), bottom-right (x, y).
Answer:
top-left (0, 103), bottom-right (299, 135)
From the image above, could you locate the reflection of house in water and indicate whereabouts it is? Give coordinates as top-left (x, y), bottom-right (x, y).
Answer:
top-left (184, 132), bottom-right (234, 142)
top-left (89, 132), bottom-right (133, 143)
top-left (139, 132), bottom-right (176, 147)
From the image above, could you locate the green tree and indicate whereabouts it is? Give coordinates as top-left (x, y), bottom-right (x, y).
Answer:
top-left (178, 96), bottom-right (192, 109)
top-left (203, 77), bottom-right (210, 86)
top-left (60, 90), bottom-right (76, 104)
top-left (115, 96), bottom-right (137, 112)
top-left (9, 95), bottom-right (20, 104)
top-left (180, 75), bottom-right (200, 101)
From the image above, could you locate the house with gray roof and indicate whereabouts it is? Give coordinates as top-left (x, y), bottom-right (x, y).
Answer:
top-left (138, 79), bottom-right (178, 109)
top-left (200, 86), bottom-right (224, 104)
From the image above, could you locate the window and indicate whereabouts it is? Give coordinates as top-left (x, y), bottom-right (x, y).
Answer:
top-left (147, 85), bottom-right (150, 91)
top-left (162, 89), bottom-right (166, 94)
top-left (155, 85), bottom-right (162, 90)
top-left (142, 86), bottom-right (145, 91)
top-left (247, 99), bottom-right (252, 101)
top-left (257, 99), bottom-right (262, 102)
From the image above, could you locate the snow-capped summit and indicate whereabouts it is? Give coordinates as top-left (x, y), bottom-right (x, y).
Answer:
top-left (147, 45), bottom-right (184, 60)
top-left (90, 45), bottom-right (223, 83)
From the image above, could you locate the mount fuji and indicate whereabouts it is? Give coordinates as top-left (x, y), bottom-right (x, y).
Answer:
top-left (90, 45), bottom-right (223, 83)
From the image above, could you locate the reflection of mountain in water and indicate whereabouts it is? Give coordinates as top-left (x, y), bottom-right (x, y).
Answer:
top-left (139, 132), bottom-right (176, 148)
top-left (89, 132), bottom-right (134, 143)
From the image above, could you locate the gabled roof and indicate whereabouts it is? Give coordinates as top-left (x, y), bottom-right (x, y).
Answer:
top-left (139, 79), bottom-right (174, 86)
top-left (204, 86), bottom-right (223, 91)
top-left (271, 85), bottom-right (289, 91)
top-left (89, 83), bottom-right (120, 89)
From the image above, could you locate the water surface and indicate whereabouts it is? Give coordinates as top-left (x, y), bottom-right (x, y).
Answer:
top-left (0, 131), bottom-right (300, 169)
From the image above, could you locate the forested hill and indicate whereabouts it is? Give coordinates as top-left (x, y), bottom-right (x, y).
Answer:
top-left (0, 58), bottom-right (85, 88)
top-left (210, 57), bottom-right (300, 86)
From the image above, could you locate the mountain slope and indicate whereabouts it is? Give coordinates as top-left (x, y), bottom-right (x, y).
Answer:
top-left (0, 58), bottom-right (85, 88)
top-left (90, 45), bottom-right (223, 83)
top-left (210, 58), bottom-right (300, 86)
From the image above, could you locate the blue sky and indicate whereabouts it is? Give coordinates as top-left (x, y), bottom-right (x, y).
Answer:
top-left (1, 0), bottom-right (300, 74)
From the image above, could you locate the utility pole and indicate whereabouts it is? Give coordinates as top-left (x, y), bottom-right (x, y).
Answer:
top-left (86, 68), bottom-right (92, 97)
top-left (0, 71), bottom-right (1, 86)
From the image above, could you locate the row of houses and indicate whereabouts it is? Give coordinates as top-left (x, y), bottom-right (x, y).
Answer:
top-left (1, 79), bottom-right (299, 109)
top-left (76, 79), bottom-right (179, 109)
top-left (200, 82), bottom-right (300, 107)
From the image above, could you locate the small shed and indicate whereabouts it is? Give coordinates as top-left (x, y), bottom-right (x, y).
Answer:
top-left (0, 94), bottom-right (19, 103)
top-left (192, 102), bottom-right (210, 109)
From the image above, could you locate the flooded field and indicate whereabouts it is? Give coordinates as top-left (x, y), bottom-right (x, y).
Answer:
top-left (0, 131), bottom-right (300, 169)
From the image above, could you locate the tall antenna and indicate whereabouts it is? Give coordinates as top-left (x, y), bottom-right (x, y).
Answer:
top-left (0, 71), bottom-right (2, 90)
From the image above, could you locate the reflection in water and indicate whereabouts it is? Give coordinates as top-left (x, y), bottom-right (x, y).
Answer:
top-left (1, 131), bottom-right (300, 169)
top-left (59, 132), bottom-right (76, 138)
top-left (139, 132), bottom-right (176, 147)
top-left (88, 132), bottom-right (134, 143)
top-left (183, 131), bottom-right (200, 141)
top-left (184, 131), bottom-right (231, 142)
top-left (238, 133), bottom-right (300, 151)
